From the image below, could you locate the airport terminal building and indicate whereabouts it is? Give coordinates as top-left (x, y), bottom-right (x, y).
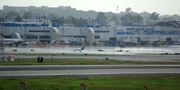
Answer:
top-left (0, 18), bottom-right (180, 46)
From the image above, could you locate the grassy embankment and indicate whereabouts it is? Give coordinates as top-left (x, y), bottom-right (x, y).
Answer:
top-left (0, 75), bottom-right (180, 90)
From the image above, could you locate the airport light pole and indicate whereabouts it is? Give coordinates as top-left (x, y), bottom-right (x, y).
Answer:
top-left (153, 18), bottom-right (156, 29)
top-left (121, 17), bottom-right (123, 31)
top-left (114, 17), bottom-right (117, 46)
top-left (0, 18), bottom-right (5, 59)
top-left (80, 17), bottom-right (82, 35)
top-left (138, 17), bottom-right (140, 38)
top-left (25, 16), bottom-right (27, 40)
top-left (62, 17), bottom-right (64, 35)
top-left (105, 17), bottom-right (107, 26)
top-left (163, 17), bottom-right (166, 52)
top-left (137, 17), bottom-right (140, 51)
top-left (43, 13), bottom-right (45, 34)
top-left (146, 18), bottom-right (149, 51)
top-left (36, 17), bottom-right (37, 25)
top-left (54, 17), bottom-right (56, 21)
top-left (71, 17), bottom-right (73, 26)
top-left (0, 18), bottom-right (3, 34)
top-left (88, 17), bottom-right (90, 25)
top-left (98, 17), bottom-right (100, 35)
top-left (153, 18), bottom-right (156, 53)
top-left (5, 16), bottom-right (7, 34)
top-left (131, 17), bottom-right (133, 47)
top-left (76, 18), bottom-right (79, 27)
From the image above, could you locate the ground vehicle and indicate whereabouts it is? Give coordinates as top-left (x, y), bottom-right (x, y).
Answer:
top-left (21, 42), bottom-right (30, 45)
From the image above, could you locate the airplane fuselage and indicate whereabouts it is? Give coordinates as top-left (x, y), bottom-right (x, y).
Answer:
top-left (73, 46), bottom-right (85, 52)
top-left (0, 38), bottom-right (25, 45)
top-left (74, 49), bottom-right (82, 52)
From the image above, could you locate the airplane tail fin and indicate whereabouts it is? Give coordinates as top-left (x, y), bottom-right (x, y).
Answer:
top-left (81, 46), bottom-right (85, 50)
top-left (14, 33), bottom-right (22, 39)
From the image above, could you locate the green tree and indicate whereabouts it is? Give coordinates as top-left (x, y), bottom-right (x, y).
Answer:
top-left (49, 14), bottom-right (60, 24)
top-left (109, 15), bottom-right (116, 21)
top-left (66, 16), bottom-right (74, 24)
top-left (125, 7), bottom-right (132, 13)
top-left (0, 12), bottom-right (6, 17)
top-left (149, 12), bottom-right (159, 20)
top-left (58, 16), bottom-right (65, 25)
top-left (96, 12), bottom-right (106, 24)
top-left (22, 12), bottom-right (32, 19)
top-left (133, 15), bottom-right (143, 23)
top-left (14, 14), bottom-right (22, 22)
top-left (77, 17), bottom-right (88, 26)
top-left (6, 11), bottom-right (18, 18)
top-left (121, 14), bottom-right (143, 25)
top-left (109, 14), bottom-right (120, 25)
top-left (48, 13), bottom-right (59, 20)
top-left (121, 13), bottom-right (133, 25)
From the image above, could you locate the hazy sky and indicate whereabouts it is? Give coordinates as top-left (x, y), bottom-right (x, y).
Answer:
top-left (0, 0), bottom-right (180, 15)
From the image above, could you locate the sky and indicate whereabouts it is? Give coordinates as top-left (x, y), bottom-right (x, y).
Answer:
top-left (0, 0), bottom-right (180, 15)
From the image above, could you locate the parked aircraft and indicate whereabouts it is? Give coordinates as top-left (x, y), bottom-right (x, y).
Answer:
top-left (50, 40), bottom-right (56, 44)
top-left (73, 46), bottom-right (85, 52)
top-left (0, 38), bottom-right (25, 45)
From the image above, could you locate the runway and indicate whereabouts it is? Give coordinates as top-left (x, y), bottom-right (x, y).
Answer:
top-left (1, 46), bottom-right (180, 77)
top-left (0, 65), bottom-right (180, 77)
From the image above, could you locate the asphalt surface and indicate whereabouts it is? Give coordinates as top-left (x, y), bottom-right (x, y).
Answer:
top-left (0, 65), bottom-right (180, 77)
top-left (1, 46), bottom-right (180, 77)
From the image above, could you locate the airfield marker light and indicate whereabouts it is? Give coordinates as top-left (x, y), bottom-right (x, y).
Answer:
top-left (20, 82), bottom-right (26, 85)
top-left (142, 85), bottom-right (149, 90)
top-left (80, 83), bottom-right (87, 90)
top-left (20, 82), bottom-right (28, 89)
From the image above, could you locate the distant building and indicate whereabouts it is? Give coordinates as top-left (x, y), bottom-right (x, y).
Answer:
top-left (0, 18), bottom-right (180, 46)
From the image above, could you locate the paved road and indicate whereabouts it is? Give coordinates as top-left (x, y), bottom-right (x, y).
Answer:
top-left (0, 65), bottom-right (180, 77)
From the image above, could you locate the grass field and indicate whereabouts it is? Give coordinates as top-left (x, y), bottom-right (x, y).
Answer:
top-left (0, 75), bottom-right (180, 90)
top-left (1, 55), bottom-right (180, 90)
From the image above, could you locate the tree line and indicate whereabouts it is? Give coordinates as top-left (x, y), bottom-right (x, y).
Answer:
top-left (1, 10), bottom-right (160, 26)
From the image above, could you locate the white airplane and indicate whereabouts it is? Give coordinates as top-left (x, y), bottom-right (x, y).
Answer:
top-left (73, 46), bottom-right (85, 52)
top-left (0, 38), bottom-right (25, 45)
